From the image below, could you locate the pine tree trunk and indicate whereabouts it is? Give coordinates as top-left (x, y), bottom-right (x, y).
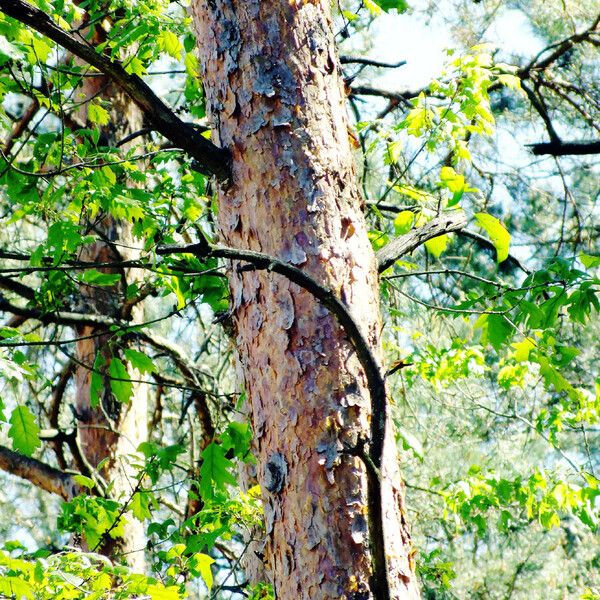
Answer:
top-left (191, 2), bottom-right (419, 597)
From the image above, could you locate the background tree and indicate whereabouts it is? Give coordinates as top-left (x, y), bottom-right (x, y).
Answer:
top-left (0, 0), bottom-right (597, 599)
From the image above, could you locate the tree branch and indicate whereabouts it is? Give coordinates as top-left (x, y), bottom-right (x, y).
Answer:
top-left (0, 275), bottom-right (36, 300)
top-left (376, 212), bottom-right (468, 272)
top-left (527, 139), bottom-right (600, 156)
top-left (0, 444), bottom-right (79, 500)
top-left (0, 0), bottom-right (230, 179)
top-left (340, 56), bottom-right (406, 69)
top-left (457, 229), bottom-right (531, 274)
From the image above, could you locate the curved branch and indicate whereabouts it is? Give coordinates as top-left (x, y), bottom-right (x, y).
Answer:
top-left (0, 0), bottom-right (230, 179)
top-left (156, 240), bottom-right (390, 595)
top-left (376, 212), bottom-right (468, 272)
top-left (457, 229), bottom-right (531, 274)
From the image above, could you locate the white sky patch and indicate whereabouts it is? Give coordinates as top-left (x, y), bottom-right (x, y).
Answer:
top-left (485, 8), bottom-right (546, 59)
top-left (367, 11), bottom-right (451, 90)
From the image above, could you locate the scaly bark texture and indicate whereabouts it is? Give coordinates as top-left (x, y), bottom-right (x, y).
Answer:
top-left (192, 2), bottom-right (419, 598)
top-left (73, 54), bottom-right (148, 571)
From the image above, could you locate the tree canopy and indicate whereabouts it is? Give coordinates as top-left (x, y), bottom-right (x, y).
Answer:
top-left (0, 0), bottom-right (597, 598)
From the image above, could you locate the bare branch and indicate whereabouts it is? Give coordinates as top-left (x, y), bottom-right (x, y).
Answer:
top-left (376, 212), bottom-right (468, 272)
top-left (527, 139), bottom-right (600, 156)
top-left (0, 444), bottom-right (79, 500)
top-left (340, 56), bottom-right (406, 69)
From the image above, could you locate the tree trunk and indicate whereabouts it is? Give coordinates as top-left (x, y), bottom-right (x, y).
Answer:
top-left (72, 57), bottom-right (148, 571)
top-left (191, 2), bottom-right (419, 598)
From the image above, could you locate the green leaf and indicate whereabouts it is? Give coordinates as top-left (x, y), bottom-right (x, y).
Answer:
top-left (393, 210), bottom-right (415, 235)
top-left (124, 349), bottom-right (156, 374)
top-left (486, 313), bottom-right (512, 350)
top-left (157, 31), bottom-right (182, 59)
top-left (8, 406), bottom-right (41, 456)
top-left (80, 270), bottom-right (122, 286)
top-left (199, 442), bottom-right (237, 500)
top-left (131, 491), bottom-right (152, 521)
top-left (147, 584), bottom-right (181, 600)
top-left (424, 234), bottom-right (449, 258)
top-left (109, 358), bottom-right (133, 403)
top-left (73, 475), bottom-right (96, 490)
top-left (580, 253), bottom-right (600, 269)
top-left (189, 553), bottom-right (215, 589)
top-left (0, 576), bottom-right (34, 599)
top-left (88, 103), bottom-right (110, 126)
top-left (512, 337), bottom-right (536, 362)
top-left (372, 0), bottom-right (408, 12)
top-left (474, 213), bottom-right (510, 263)
top-left (221, 422), bottom-right (252, 459)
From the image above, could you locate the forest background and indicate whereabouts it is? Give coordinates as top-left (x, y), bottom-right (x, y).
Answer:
top-left (0, 0), bottom-right (597, 598)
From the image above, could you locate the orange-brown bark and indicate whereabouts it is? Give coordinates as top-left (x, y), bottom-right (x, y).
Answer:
top-left (191, 2), bottom-right (419, 598)
top-left (72, 40), bottom-right (148, 569)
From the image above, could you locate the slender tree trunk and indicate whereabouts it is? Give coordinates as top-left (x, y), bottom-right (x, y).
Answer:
top-left (192, 2), bottom-right (419, 598)
top-left (72, 57), bottom-right (148, 571)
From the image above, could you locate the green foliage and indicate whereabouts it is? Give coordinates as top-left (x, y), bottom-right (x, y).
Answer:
top-left (8, 406), bottom-right (40, 457)
top-left (0, 543), bottom-right (182, 599)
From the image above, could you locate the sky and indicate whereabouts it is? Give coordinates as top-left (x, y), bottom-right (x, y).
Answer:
top-left (359, 2), bottom-right (547, 90)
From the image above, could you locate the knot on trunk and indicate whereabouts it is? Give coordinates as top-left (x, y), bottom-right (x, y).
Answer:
top-left (264, 452), bottom-right (287, 494)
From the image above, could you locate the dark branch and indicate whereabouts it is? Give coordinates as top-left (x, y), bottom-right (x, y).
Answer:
top-left (376, 213), bottom-right (468, 272)
top-left (457, 230), bottom-right (531, 274)
top-left (0, 275), bottom-right (36, 300)
top-left (350, 84), bottom-right (421, 104)
top-left (0, 0), bottom-right (230, 179)
top-left (519, 14), bottom-right (600, 77)
top-left (527, 139), bottom-right (600, 156)
top-left (340, 56), bottom-right (406, 69)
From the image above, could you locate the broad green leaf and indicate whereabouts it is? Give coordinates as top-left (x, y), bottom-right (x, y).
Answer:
top-left (371, 0), bottom-right (408, 12)
top-left (580, 253), bottom-right (600, 269)
top-left (0, 576), bottom-right (34, 599)
top-left (73, 475), bottom-right (96, 490)
top-left (512, 337), bottom-right (536, 362)
top-left (199, 442), bottom-right (237, 500)
top-left (88, 103), bottom-right (110, 126)
top-left (109, 358), bottom-right (133, 403)
top-left (424, 234), bottom-right (449, 258)
top-left (147, 584), bottom-right (182, 600)
top-left (124, 349), bottom-right (156, 374)
top-left (393, 210), bottom-right (415, 235)
top-left (157, 31), bottom-right (182, 59)
top-left (131, 491), bottom-right (152, 521)
top-left (221, 422), bottom-right (252, 459)
top-left (474, 213), bottom-right (510, 263)
top-left (8, 406), bottom-right (41, 456)
top-left (190, 553), bottom-right (215, 589)
top-left (80, 270), bottom-right (122, 286)
top-left (385, 140), bottom-right (403, 165)
top-left (497, 73), bottom-right (521, 90)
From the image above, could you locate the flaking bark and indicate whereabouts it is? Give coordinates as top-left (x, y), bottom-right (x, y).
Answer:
top-left (191, 2), bottom-right (419, 598)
